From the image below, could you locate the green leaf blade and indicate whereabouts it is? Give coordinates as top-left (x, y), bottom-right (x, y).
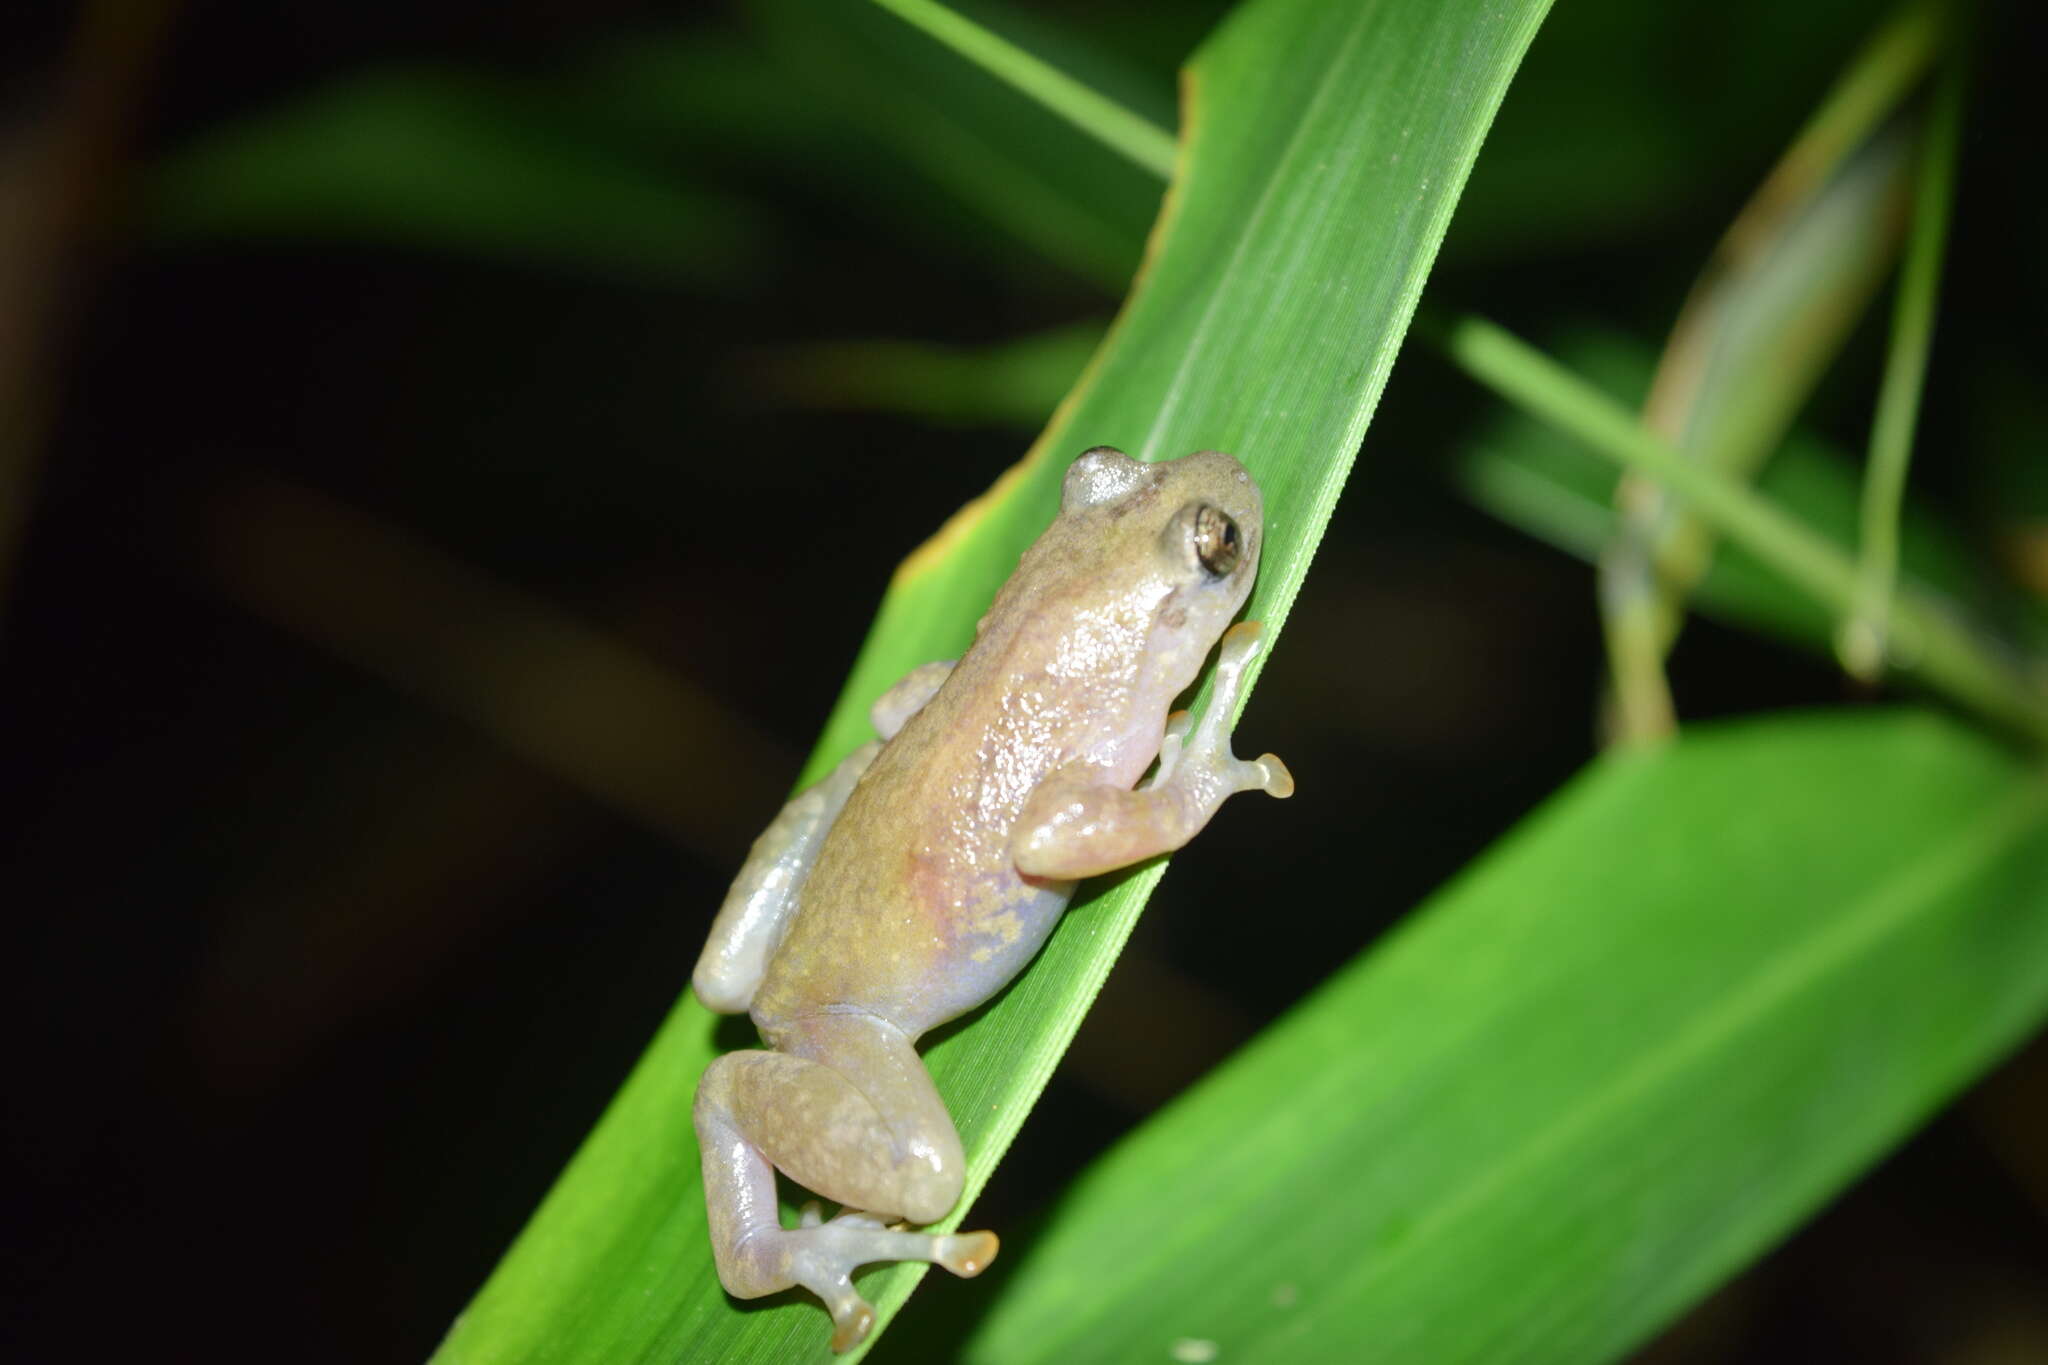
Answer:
top-left (968, 710), bottom-right (2048, 1363)
top-left (1458, 329), bottom-right (2048, 667)
top-left (864, 0), bottom-right (1179, 177)
top-left (435, 0), bottom-right (1555, 1358)
top-left (146, 68), bottom-right (770, 284)
top-left (751, 0), bottom-right (1165, 292)
top-left (434, 995), bottom-right (726, 1364)
top-left (1454, 328), bottom-right (2007, 651)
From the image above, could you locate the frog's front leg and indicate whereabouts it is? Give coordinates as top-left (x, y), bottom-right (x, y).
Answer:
top-left (694, 1012), bottom-right (997, 1352)
top-left (693, 661), bottom-right (954, 1013)
top-left (1012, 620), bottom-right (1291, 879)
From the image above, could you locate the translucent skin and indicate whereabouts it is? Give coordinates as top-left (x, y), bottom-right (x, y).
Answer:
top-left (691, 447), bottom-right (1291, 1352)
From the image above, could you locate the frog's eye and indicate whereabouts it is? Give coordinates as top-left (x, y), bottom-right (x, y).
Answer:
top-left (1193, 505), bottom-right (1241, 578)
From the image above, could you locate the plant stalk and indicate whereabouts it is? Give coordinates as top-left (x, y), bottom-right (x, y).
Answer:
top-left (864, 0), bottom-right (1180, 179)
top-left (1440, 315), bottom-right (2048, 747)
top-left (1841, 19), bottom-right (1966, 680)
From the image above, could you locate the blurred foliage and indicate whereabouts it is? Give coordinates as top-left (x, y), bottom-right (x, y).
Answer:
top-left (148, 65), bottom-right (772, 284)
top-left (1456, 328), bottom-right (2037, 655)
top-left (1594, 0), bottom-right (1932, 739)
top-left (749, 322), bottom-right (1105, 428)
top-left (8, 0), bottom-right (2047, 1362)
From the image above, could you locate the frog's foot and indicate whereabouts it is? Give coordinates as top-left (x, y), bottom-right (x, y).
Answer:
top-left (773, 1211), bottom-right (999, 1353)
top-left (1172, 620), bottom-right (1293, 800)
top-left (1150, 710), bottom-right (1193, 786)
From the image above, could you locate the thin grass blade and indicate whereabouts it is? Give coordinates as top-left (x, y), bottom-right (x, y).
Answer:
top-left (1455, 329), bottom-right (2032, 653)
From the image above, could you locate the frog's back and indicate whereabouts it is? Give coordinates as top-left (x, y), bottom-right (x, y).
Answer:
top-left (750, 448), bottom-right (1262, 1038)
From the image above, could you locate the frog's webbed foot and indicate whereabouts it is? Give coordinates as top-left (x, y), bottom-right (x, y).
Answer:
top-left (757, 1209), bottom-right (998, 1352)
top-left (696, 1020), bottom-right (995, 1352)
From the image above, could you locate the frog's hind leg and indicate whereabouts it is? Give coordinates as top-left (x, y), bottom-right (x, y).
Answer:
top-left (693, 1015), bottom-right (997, 1352)
top-left (870, 659), bottom-right (953, 738)
top-left (692, 739), bottom-right (881, 1014)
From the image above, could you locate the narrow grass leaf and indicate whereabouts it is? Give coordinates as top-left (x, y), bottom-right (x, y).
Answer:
top-left (146, 67), bottom-right (768, 283)
top-left (1844, 20), bottom-right (1967, 677)
top-left (1440, 314), bottom-right (2048, 744)
top-left (1454, 329), bottom-right (2017, 651)
top-left (749, 0), bottom-right (1166, 291)
top-left (751, 322), bottom-right (1106, 428)
top-left (862, 0), bottom-right (1178, 178)
top-left (432, 0), bottom-right (1554, 1358)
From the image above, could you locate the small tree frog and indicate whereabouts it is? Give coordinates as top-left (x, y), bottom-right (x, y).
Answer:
top-left (692, 446), bottom-right (1292, 1350)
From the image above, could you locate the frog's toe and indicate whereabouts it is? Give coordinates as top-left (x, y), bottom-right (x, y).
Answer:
top-left (935, 1229), bottom-right (999, 1278)
top-left (794, 1257), bottom-right (877, 1353)
top-left (1219, 618), bottom-right (1266, 659)
top-left (1256, 752), bottom-right (1295, 799)
top-left (826, 1293), bottom-right (876, 1354)
top-left (826, 1207), bottom-right (891, 1230)
top-left (781, 1217), bottom-right (996, 1348)
top-left (1147, 711), bottom-right (1194, 789)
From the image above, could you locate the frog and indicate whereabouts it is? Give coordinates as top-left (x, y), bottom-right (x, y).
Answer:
top-left (692, 445), bottom-right (1293, 1351)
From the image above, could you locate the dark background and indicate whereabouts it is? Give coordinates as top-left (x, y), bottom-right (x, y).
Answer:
top-left (5, 1), bottom-right (2045, 1361)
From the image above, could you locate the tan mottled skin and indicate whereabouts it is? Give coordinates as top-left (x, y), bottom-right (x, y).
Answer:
top-left (691, 448), bottom-right (1291, 1351)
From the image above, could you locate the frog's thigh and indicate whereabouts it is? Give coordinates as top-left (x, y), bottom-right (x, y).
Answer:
top-left (724, 1012), bottom-right (964, 1224)
top-left (693, 740), bottom-right (884, 1014)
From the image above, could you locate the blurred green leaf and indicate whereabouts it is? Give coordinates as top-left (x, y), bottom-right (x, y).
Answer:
top-left (864, 0), bottom-right (1177, 177)
top-left (1442, 314), bottom-right (2047, 741)
top-left (748, 0), bottom-right (1165, 291)
top-left (1598, 1), bottom-right (1936, 738)
top-left (750, 321), bottom-right (1105, 427)
top-left (144, 12), bottom-right (1163, 294)
top-left (574, 25), bottom-right (1112, 286)
top-left (1644, 119), bottom-right (1915, 490)
top-left (143, 31), bottom-right (1048, 290)
top-left (147, 67), bottom-right (771, 283)
top-left (1447, 0), bottom-right (1888, 260)
top-left (1455, 328), bottom-right (2041, 654)
top-left (970, 709), bottom-right (2048, 1363)
top-left (431, 0), bottom-right (1555, 1358)
top-left (944, 0), bottom-right (1182, 132)
top-left (1844, 9), bottom-right (1963, 678)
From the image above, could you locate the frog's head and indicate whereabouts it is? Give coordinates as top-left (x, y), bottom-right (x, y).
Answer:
top-left (1057, 445), bottom-right (1265, 687)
